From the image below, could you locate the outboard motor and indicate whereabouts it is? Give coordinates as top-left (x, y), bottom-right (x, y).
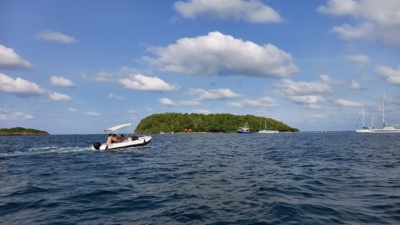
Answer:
top-left (93, 142), bottom-right (101, 150)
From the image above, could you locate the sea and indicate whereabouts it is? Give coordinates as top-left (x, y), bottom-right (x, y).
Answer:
top-left (0, 132), bottom-right (399, 225)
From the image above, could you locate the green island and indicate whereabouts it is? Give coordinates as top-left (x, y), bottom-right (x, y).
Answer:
top-left (135, 113), bottom-right (299, 134)
top-left (0, 127), bottom-right (49, 136)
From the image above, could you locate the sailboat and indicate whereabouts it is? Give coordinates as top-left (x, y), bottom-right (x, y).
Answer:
top-left (370, 92), bottom-right (400, 133)
top-left (258, 113), bottom-right (279, 134)
top-left (355, 107), bottom-right (372, 133)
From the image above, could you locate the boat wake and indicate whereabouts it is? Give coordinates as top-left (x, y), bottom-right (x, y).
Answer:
top-left (0, 146), bottom-right (93, 157)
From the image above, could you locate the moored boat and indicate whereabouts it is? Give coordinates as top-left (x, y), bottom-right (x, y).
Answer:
top-left (370, 92), bottom-right (400, 133)
top-left (238, 122), bottom-right (252, 134)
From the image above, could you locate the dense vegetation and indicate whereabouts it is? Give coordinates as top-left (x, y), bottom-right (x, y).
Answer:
top-left (0, 127), bottom-right (49, 135)
top-left (135, 113), bottom-right (299, 134)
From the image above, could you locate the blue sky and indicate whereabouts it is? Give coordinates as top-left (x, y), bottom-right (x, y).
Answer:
top-left (1, 0), bottom-right (399, 134)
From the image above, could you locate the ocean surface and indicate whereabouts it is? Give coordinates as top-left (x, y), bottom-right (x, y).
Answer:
top-left (0, 132), bottom-right (399, 224)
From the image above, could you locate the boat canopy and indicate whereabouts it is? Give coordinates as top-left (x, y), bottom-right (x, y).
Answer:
top-left (104, 123), bottom-right (132, 132)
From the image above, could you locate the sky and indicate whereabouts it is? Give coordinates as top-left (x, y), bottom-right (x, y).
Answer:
top-left (1, 0), bottom-right (399, 134)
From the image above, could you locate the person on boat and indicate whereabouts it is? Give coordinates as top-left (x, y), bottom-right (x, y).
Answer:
top-left (107, 134), bottom-right (113, 144)
top-left (119, 135), bottom-right (125, 142)
top-left (111, 134), bottom-right (119, 143)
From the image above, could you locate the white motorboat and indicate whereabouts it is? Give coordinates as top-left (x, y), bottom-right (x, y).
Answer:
top-left (93, 123), bottom-right (152, 150)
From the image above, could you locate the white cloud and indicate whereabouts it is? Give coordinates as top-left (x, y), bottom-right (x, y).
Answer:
top-left (335, 99), bottom-right (363, 107)
top-left (279, 75), bottom-right (332, 105)
top-left (350, 80), bottom-right (362, 89)
top-left (287, 95), bottom-right (325, 105)
top-left (174, 0), bottom-right (283, 23)
top-left (331, 23), bottom-right (374, 40)
top-left (119, 74), bottom-right (179, 91)
top-left (0, 108), bottom-right (34, 120)
top-left (0, 45), bottom-right (32, 69)
top-left (50, 76), bottom-right (75, 87)
top-left (377, 66), bottom-right (400, 85)
top-left (108, 93), bottom-right (125, 100)
top-left (48, 92), bottom-right (71, 101)
top-left (68, 108), bottom-right (77, 112)
top-left (344, 54), bottom-right (370, 64)
top-left (37, 30), bottom-right (77, 43)
top-left (318, 0), bottom-right (400, 47)
top-left (146, 31), bottom-right (298, 78)
top-left (158, 98), bottom-right (176, 106)
top-left (228, 96), bottom-right (278, 108)
top-left (0, 73), bottom-right (46, 97)
top-left (85, 111), bottom-right (101, 117)
top-left (158, 98), bottom-right (200, 106)
top-left (280, 75), bottom-right (332, 96)
top-left (187, 87), bottom-right (241, 100)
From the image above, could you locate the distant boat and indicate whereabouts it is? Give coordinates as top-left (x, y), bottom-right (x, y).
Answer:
top-left (355, 107), bottom-right (372, 133)
top-left (238, 122), bottom-right (252, 134)
top-left (258, 114), bottom-right (279, 134)
top-left (370, 92), bottom-right (400, 133)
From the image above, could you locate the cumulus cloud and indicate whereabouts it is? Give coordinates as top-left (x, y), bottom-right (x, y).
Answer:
top-left (158, 97), bottom-right (200, 106)
top-left (158, 98), bottom-right (176, 106)
top-left (0, 73), bottom-right (46, 97)
top-left (174, 0), bottom-right (283, 23)
top-left (85, 111), bottom-right (101, 117)
top-left (0, 45), bottom-right (32, 69)
top-left (187, 87), bottom-right (241, 100)
top-left (48, 92), bottom-right (71, 101)
top-left (119, 74), bottom-right (179, 91)
top-left (335, 99), bottom-right (363, 107)
top-left (317, 0), bottom-right (400, 47)
top-left (0, 108), bottom-right (33, 120)
top-left (146, 31), bottom-right (298, 78)
top-left (50, 76), bottom-right (75, 87)
top-left (279, 74), bottom-right (332, 105)
top-left (37, 30), bottom-right (77, 43)
top-left (377, 66), bottom-right (400, 85)
top-left (228, 96), bottom-right (278, 108)
top-left (344, 54), bottom-right (370, 64)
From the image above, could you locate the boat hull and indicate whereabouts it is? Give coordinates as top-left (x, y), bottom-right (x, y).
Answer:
top-left (93, 135), bottom-right (152, 150)
top-left (258, 129), bottom-right (279, 133)
top-left (238, 131), bottom-right (252, 134)
top-left (370, 127), bottom-right (400, 133)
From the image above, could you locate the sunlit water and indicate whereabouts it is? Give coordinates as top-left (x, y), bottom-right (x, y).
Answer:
top-left (0, 132), bottom-right (399, 224)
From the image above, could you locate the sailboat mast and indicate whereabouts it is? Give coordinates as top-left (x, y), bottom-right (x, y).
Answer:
top-left (362, 107), bottom-right (365, 127)
top-left (382, 91), bottom-right (385, 127)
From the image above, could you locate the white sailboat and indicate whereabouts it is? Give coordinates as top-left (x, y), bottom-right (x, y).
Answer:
top-left (258, 112), bottom-right (279, 134)
top-left (355, 107), bottom-right (372, 133)
top-left (370, 92), bottom-right (400, 133)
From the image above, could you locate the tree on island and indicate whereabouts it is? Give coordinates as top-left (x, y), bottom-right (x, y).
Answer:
top-left (135, 113), bottom-right (299, 134)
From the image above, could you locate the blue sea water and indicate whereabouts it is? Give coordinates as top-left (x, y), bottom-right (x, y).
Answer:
top-left (0, 132), bottom-right (399, 224)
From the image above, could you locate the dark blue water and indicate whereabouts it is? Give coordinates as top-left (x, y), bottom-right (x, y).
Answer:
top-left (0, 132), bottom-right (399, 224)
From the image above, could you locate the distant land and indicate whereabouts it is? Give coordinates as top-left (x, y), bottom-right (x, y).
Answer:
top-left (135, 113), bottom-right (299, 134)
top-left (0, 127), bottom-right (49, 136)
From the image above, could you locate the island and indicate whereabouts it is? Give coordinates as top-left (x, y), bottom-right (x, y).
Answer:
top-left (135, 113), bottom-right (299, 134)
top-left (0, 127), bottom-right (49, 136)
